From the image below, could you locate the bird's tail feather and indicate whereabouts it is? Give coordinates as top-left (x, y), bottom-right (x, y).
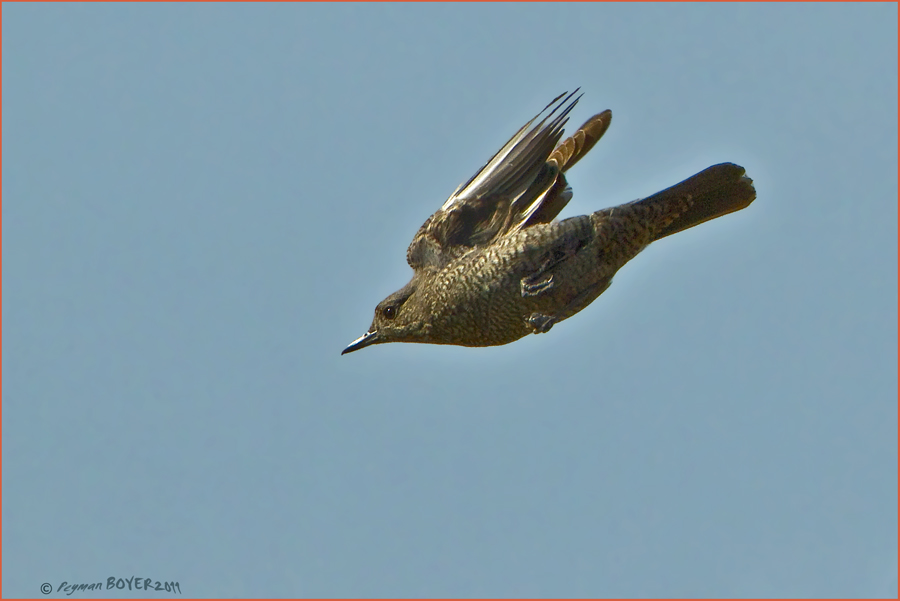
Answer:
top-left (637, 163), bottom-right (756, 242)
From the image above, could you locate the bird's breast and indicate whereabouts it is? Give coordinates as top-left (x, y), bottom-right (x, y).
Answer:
top-left (423, 242), bottom-right (542, 346)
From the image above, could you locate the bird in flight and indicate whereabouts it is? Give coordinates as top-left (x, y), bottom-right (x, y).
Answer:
top-left (343, 90), bottom-right (755, 355)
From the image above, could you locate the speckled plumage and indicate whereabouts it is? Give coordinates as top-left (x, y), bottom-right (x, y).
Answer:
top-left (342, 91), bottom-right (756, 354)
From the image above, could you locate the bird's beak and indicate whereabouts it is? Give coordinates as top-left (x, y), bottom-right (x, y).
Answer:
top-left (341, 330), bottom-right (382, 355)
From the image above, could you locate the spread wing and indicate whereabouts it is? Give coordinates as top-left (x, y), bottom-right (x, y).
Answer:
top-left (522, 109), bottom-right (612, 228)
top-left (408, 91), bottom-right (612, 271)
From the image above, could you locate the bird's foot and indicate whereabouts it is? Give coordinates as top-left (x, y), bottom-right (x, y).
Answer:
top-left (520, 236), bottom-right (588, 298)
top-left (527, 312), bottom-right (556, 334)
top-left (520, 274), bottom-right (555, 297)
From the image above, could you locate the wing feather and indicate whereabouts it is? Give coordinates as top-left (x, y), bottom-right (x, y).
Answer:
top-left (407, 93), bottom-right (612, 271)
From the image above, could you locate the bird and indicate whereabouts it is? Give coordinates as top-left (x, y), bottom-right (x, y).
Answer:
top-left (342, 90), bottom-right (755, 355)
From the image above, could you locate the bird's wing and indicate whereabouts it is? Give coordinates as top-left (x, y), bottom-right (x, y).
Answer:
top-left (407, 91), bottom-right (582, 271)
top-left (518, 110), bottom-right (613, 229)
top-left (548, 110), bottom-right (611, 174)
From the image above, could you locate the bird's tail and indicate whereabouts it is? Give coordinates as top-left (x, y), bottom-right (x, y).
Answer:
top-left (636, 163), bottom-right (756, 242)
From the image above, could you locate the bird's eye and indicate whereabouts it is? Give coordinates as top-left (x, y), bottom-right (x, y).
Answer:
top-left (382, 306), bottom-right (396, 320)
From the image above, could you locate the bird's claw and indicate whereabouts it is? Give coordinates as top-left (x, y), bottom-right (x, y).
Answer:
top-left (527, 313), bottom-right (556, 334)
top-left (520, 274), bottom-right (555, 297)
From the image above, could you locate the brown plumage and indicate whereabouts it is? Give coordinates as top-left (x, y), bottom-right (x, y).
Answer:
top-left (343, 91), bottom-right (755, 354)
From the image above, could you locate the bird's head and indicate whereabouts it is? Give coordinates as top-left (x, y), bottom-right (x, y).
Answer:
top-left (341, 278), bottom-right (433, 355)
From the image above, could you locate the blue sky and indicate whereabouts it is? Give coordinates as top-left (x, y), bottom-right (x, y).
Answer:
top-left (3, 3), bottom-right (897, 598)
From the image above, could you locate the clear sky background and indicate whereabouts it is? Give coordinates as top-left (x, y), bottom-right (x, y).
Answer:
top-left (3, 3), bottom-right (897, 598)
